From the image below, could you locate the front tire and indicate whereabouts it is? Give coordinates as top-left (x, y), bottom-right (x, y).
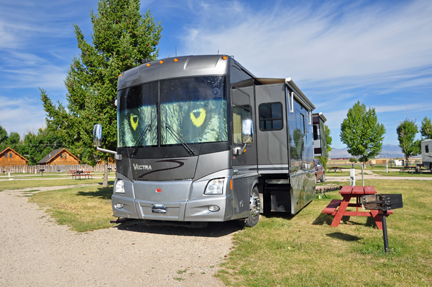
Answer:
top-left (321, 173), bottom-right (326, 182)
top-left (241, 187), bottom-right (261, 228)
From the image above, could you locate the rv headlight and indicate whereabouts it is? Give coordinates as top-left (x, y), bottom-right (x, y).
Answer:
top-left (115, 179), bottom-right (125, 194)
top-left (204, 178), bottom-right (225, 195)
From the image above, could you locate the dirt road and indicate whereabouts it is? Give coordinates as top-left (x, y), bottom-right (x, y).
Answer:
top-left (0, 187), bottom-right (237, 286)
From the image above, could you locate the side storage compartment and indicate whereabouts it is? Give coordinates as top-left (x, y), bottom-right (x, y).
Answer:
top-left (262, 180), bottom-right (292, 214)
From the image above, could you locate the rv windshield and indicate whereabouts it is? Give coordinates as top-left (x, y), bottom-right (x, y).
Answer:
top-left (118, 76), bottom-right (227, 148)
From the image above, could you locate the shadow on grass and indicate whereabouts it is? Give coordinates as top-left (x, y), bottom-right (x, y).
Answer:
top-left (113, 219), bottom-right (243, 238)
top-left (326, 232), bottom-right (362, 241)
top-left (77, 185), bottom-right (114, 200)
top-left (313, 214), bottom-right (377, 229)
top-left (312, 213), bottom-right (334, 226)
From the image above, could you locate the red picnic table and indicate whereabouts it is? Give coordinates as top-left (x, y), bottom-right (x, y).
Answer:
top-left (322, 186), bottom-right (393, 230)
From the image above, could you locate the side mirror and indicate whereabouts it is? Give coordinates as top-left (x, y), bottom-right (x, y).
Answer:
top-left (242, 119), bottom-right (254, 144)
top-left (93, 124), bottom-right (102, 147)
top-left (233, 119), bottom-right (254, 156)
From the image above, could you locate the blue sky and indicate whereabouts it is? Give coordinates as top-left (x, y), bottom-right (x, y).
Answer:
top-left (0, 0), bottom-right (431, 148)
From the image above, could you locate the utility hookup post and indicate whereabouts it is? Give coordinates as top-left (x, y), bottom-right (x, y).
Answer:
top-left (386, 163), bottom-right (388, 173)
top-left (350, 164), bottom-right (356, 186)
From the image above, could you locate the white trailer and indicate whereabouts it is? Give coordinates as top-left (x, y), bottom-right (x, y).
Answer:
top-left (421, 139), bottom-right (432, 171)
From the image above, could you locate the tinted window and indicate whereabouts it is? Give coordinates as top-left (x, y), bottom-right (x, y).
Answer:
top-left (259, 102), bottom-right (283, 131)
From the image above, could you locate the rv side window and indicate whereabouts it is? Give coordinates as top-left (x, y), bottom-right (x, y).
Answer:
top-left (296, 110), bottom-right (305, 134)
top-left (426, 145), bottom-right (430, 153)
top-left (259, 102), bottom-right (283, 131)
top-left (233, 105), bottom-right (251, 144)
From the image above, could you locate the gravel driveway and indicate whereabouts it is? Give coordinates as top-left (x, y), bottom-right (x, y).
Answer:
top-left (0, 187), bottom-right (238, 286)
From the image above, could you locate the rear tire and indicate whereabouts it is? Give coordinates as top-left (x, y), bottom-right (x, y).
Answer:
top-left (241, 187), bottom-right (261, 228)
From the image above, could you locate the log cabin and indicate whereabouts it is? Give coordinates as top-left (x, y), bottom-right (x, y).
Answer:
top-left (37, 148), bottom-right (80, 165)
top-left (0, 147), bottom-right (28, 167)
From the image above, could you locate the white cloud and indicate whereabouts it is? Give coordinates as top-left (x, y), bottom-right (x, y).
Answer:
top-left (0, 96), bottom-right (46, 136)
top-left (179, 0), bottom-right (432, 84)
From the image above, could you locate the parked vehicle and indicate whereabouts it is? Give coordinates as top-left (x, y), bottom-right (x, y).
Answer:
top-left (421, 140), bottom-right (432, 172)
top-left (93, 55), bottom-right (321, 227)
top-left (314, 159), bottom-right (325, 182)
top-left (312, 113), bottom-right (327, 157)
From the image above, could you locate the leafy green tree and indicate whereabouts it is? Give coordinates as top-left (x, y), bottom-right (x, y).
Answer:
top-left (349, 157), bottom-right (358, 163)
top-left (0, 125), bottom-right (7, 144)
top-left (8, 132), bottom-right (20, 145)
top-left (0, 130), bottom-right (21, 153)
top-left (397, 119), bottom-right (421, 166)
top-left (340, 101), bottom-right (386, 167)
top-left (41, 0), bottom-right (162, 167)
top-left (21, 128), bottom-right (63, 165)
top-left (420, 117), bottom-right (432, 139)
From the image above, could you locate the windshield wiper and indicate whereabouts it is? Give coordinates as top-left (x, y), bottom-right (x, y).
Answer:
top-left (131, 124), bottom-right (151, 157)
top-left (165, 124), bottom-right (195, 155)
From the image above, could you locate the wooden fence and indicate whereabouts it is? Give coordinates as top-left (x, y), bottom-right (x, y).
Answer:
top-left (0, 164), bottom-right (116, 174)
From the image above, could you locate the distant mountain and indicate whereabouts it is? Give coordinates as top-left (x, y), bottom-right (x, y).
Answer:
top-left (329, 144), bottom-right (406, 159)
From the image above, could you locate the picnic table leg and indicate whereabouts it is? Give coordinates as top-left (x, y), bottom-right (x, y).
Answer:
top-left (331, 198), bottom-right (350, 227)
top-left (371, 210), bottom-right (383, 230)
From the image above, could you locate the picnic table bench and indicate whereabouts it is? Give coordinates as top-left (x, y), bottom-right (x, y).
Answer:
top-left (399, 166), bottom-right (418, 173)
top-left (329, 166), bottom-right (342, 172)
top-left (322, 186), bottom-right (393, 230)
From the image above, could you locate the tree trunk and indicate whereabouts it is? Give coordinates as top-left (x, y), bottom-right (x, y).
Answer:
top-left (103, 162), bottom-right (108, 187)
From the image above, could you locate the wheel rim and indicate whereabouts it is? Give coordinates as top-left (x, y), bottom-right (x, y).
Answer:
top-left (249, 192), bottom-right (260, 217)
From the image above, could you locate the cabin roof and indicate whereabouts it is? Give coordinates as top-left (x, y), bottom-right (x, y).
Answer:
top-left (0, 147), bottom-right (29, 162)
top-left (37, 148), bottom-right (80, 164)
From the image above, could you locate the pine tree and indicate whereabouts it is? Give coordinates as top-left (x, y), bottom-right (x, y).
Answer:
top-left (397, 119), bottom-right (421, 166)
top-left (340, 101), bottom-right (386, 167)
top-left (41, 0), bottom-right (162, 166)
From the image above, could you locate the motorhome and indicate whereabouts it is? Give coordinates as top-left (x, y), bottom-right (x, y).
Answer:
top-left (312, 113), bottom-right (327, 157)
top-left (94, 55), bottom-right (318, 227)
top-left (421, 139), bottom-right (432, 171)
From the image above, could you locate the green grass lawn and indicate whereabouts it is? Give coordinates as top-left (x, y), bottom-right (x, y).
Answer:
top-left (0, 178), bottom-right (107, 191)
top-left (216, 179), bottom-right (432, 286)
top-left (29, 184), bottom-right (116, 232)
top-left (325, 171), bottom-right (350, 177)
top-left (374, 170), bottom-right (432, 177)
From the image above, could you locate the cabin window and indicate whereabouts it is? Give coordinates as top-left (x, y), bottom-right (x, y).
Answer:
top-left (259, 102), bottom-right (283, 131)
top-left (4, 153), bottom-right (7, 158)
top-left (9, 153), bottom-right (12, 158)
